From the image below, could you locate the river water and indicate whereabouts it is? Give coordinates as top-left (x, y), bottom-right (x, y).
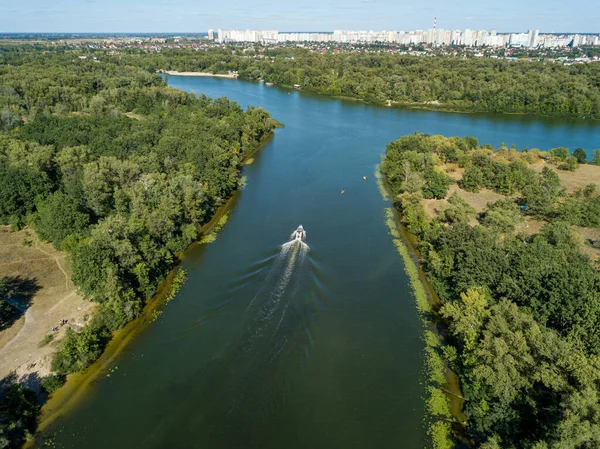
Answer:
top-left (42, 77), bottom-right (600, 449)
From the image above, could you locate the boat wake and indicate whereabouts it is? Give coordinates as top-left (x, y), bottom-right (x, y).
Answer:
top-left (149, 229), bottom-right (323, 441)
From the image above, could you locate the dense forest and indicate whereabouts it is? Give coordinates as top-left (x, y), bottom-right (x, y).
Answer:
top-left (111, 47), bottom-right (600, 119)
top-left (0, 45), bottom-right (278, 447)
top-left (382, 134), bottom-right (600, 448)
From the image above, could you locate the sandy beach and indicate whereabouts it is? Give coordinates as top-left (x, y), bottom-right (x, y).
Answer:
top-left (162, 70), bottom-right (238, 79)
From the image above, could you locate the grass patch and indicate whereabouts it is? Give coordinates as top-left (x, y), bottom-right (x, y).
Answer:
top-left (38, 334), bottom-right (54, 348)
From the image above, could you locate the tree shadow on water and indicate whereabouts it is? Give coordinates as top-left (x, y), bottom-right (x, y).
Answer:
top-left (0, 275), bottom-right (41, 331)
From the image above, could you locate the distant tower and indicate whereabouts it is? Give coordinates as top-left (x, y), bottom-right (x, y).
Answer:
top-left (434, 17), bottom-right (437, 29)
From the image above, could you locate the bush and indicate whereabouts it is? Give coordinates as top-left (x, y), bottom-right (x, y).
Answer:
top-left (550, 147), bottom-right (569, 161)
top-left (51, 326), bottom-right (103, 375)
top-left (40, 374), bottom-right (66, 394)
top-left (558, 156), bottom-right (579, 171)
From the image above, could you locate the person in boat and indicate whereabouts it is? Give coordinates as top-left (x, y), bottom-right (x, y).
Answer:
top-left (295, 225), bottom-right (305, 240)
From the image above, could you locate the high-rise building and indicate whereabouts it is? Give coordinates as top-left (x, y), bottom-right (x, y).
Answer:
top-left (213, 27), bottom-right (600, 49)
top-left (527, 29), bottom-right (539, 47)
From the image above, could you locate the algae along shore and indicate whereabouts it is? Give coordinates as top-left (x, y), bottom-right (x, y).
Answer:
top-left (381, 132), bottom-right (600, 448)
top-left (378, 161), bottom-right (464, 449)
top-left (0, 49), bottom-right (278, 449)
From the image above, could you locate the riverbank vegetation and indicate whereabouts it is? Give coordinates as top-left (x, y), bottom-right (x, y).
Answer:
top-left (0, 46), bottom-right (278, 446)
top-left (382, 208), bottom-right (455, 448)
top-left (103, 47), bottom-right (600, 119)
top-left (382, 133), bottom-right (600, 448)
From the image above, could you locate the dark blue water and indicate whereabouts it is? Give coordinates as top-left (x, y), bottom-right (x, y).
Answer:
top-left (42, 76), bottom-right (600, 449)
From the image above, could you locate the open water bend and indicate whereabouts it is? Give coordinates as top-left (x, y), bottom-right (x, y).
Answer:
top-left (43, 77), bottom-right (600, 449)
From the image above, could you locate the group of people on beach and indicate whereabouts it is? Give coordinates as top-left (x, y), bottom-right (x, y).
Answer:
top-left (50, 318), bottom-right (68, 332)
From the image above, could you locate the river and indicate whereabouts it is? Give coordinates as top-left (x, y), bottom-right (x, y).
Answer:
top-left (40, 77), bottom-right (600, 449)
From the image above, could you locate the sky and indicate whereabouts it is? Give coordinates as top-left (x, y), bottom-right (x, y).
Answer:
top-left (1, 0), bottom-right (599, 34)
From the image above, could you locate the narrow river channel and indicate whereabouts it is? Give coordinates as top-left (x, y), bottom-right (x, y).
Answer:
top-left (41, 77), bottom-right (600, 449)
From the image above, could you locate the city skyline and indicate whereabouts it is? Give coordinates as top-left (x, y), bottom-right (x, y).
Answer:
top-left (214, 28), bottom-right (598, 48)
top-left (2, 0), bottom-right (600, 33)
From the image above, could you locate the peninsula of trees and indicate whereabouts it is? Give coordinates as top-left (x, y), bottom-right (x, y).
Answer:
top-left (121, 47), bottom-right (600, 119)
top-left (382, 134), bottom-right (600, 448)
top-left (0, 45), bottom-right (278, 447)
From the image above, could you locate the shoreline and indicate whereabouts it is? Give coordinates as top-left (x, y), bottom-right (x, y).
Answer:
top-left (161, 70), bottom-right (238, 79)
top-left (29, 194), bottom-right (241, 443)
top-left (29, 131), bottom-right (276, 444)
top-left (376, 165), bottom-right (466, 447)
top-left (167, 74), bottom-right (598, 122)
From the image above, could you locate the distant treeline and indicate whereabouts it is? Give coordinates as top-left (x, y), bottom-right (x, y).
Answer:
top-left (382, 133), bottom-right (600, 448)
top-left (0, 46), bottom-right (278, 447)
top-left (96, 47), bottom-right (600, 119)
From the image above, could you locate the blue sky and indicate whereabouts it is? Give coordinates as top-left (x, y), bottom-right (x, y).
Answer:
top-left (1, 0), bottom-right (599, 33)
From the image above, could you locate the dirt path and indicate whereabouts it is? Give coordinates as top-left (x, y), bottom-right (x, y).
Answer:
top-left (0, 227), bottom-right (96, 384)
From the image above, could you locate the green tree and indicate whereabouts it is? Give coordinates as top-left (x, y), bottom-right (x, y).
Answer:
top-left (51, 326), bottom-right (103, 374)
top-left (572, 147), bottom-right (587, 164)
top-left (481, 198), bottom-right (523, 232)
top-left (440, 192), bottom-right (476, 225)
top-left (558, 155), bottom-right (579, 171)
top-left (550, 147), bottom-right (569, 161)
top-left (0, 375), bottom-right (40, 448)
top-left (422, 169), bottom-right (451, 199)
top-left (35, 191), bottom-right (90, 249)
top-left (458, 165), bottom-right (484, 192)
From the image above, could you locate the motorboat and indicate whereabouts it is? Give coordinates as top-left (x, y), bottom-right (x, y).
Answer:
top-left (293, 225), bottom-right (306, 241)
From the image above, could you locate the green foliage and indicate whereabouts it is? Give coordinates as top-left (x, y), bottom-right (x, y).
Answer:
top-left (550, 146), bottom-right (569, 161)
top-left (0, 375), bottom-right (40, 449)
top-left (562, 184), bottom-right (600, 227)
top-left (38, 334), bottom-right (54, 348)
top-left (0, 278), bottom-right (13, 327)
top-left (51, 326), bottom-right (103, 375)
top-left (440, 192), bottom-right (476, 225)
top-left (117, 47), bottom-right (600, 119)
top-left (572, 147), bottom-right (587, 163)
top-left (522, 166), bottom-right (563, 216)
top-left (428, 421), bottom-right (454, 449)
top-left (458, 165), bottom-right (484, 192)
top-left (384, 208), bottom-right (431, 314)
top-left (422, 169), bottom-right (452, 199)
top-left (480, 198), bottom-right (523, 232)
top-left (398, 193), bottom-right (430, 237)
top-left (35, 191), bottom-right (90, 249)
top-left (445, 298), bottom-right (600, 448)
top-left (0, 50), bottom-right (277, 378)
top-left (427, 387), bottom-right (451, 418)
top-left (558, 155), bottom-right (579, 171)
top-left (384, 133), bottom-right (600, 448)
top-left (40, 374), bottom-right (66, 394)
top-left (0, 165), bottom-right (53, 225)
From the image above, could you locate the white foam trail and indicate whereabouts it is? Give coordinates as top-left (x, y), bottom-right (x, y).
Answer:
top-left (245, 242), bottom-right (294, 312)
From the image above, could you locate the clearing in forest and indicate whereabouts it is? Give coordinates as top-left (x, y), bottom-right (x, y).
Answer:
top-left (0, 227), bottom-right (94, 387)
